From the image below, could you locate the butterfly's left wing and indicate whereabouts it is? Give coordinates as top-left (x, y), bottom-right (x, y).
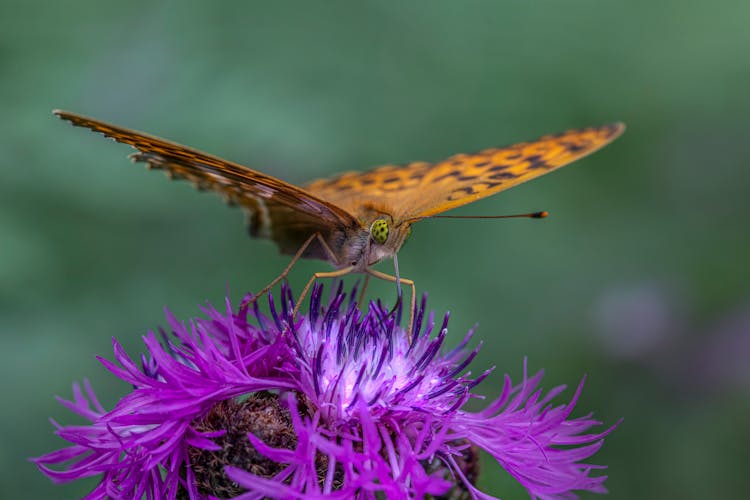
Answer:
top-left (305, 123), bottom-right (624, 220)
top-left (54, 110), bottom-right (361, 259)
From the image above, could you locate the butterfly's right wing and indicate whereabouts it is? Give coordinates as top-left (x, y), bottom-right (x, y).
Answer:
top-left (306, 123), bottom-right (624, 221)
top-left (54, 110), bottom-right (360, 259)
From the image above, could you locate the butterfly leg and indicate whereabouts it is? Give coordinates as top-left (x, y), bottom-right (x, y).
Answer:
top-left (293, 266), bottom-right (356, 319)
top-left (357, 274), bottom-right (371, 308)
top-left (388, 253), bottom-right (404, 315)
top-left (241, 232), bottom-right (320, 309)
top-left (366, 269), bottom-right (417, 343)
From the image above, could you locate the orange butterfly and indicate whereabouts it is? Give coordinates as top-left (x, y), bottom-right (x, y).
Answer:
top-left (54, 110), bottom-right (624, 335)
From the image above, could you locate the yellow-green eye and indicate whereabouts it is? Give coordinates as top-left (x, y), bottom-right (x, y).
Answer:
top-left (370, 219), bottom-right (389, 244)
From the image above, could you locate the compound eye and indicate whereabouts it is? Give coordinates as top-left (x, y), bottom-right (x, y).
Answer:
top-left (370, 219), bottom-right (389, 244)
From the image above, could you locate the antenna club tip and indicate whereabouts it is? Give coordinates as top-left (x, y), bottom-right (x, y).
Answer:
top-left (533, 211), bottom-right (549, 219)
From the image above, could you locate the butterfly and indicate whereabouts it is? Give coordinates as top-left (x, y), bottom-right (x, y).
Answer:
top-left (54, 110), bottom-right (624, 336)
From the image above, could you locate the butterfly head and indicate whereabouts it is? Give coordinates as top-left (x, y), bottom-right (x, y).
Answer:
top-left (358, 216), bottom-right (412, 268)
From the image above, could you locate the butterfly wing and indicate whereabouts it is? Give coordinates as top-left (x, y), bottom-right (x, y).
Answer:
top-left (54, 110), bottom-right (360, 260)
top-left (305, 123), bottom-right (624, 220)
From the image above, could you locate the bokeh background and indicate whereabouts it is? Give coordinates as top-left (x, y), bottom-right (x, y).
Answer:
top-left (2, 1), bottom-right (749, 498)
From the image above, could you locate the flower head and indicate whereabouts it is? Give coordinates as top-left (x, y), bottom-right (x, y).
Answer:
top-left (34, 283), bottom-right (617, 499)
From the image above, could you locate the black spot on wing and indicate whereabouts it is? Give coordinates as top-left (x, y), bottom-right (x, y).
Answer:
top-left (449, 186), bottom-right (476, 199)
top-left (448, 180), bottom-right (505, 200)
top-left (562, 141), bottom-right (587, 153)
top-left (489, 164), bottom-right (510, 172)
top-left (489, 171), bottom-right (520, 181)
top-left (433, 170), bottom-right (461, 182)
top-left (525, 154), bottom-right (549, 170)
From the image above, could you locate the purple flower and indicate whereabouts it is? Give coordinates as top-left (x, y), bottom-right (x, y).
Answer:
top-left (34, 284), bottom-right (618, 499)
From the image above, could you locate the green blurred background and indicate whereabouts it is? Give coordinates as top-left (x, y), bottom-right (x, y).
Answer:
top-left (2, 1), bottom-right (749, 498)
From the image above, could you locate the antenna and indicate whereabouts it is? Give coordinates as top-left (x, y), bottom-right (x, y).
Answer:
top-left (429, 211), bottom-right (549, 220)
